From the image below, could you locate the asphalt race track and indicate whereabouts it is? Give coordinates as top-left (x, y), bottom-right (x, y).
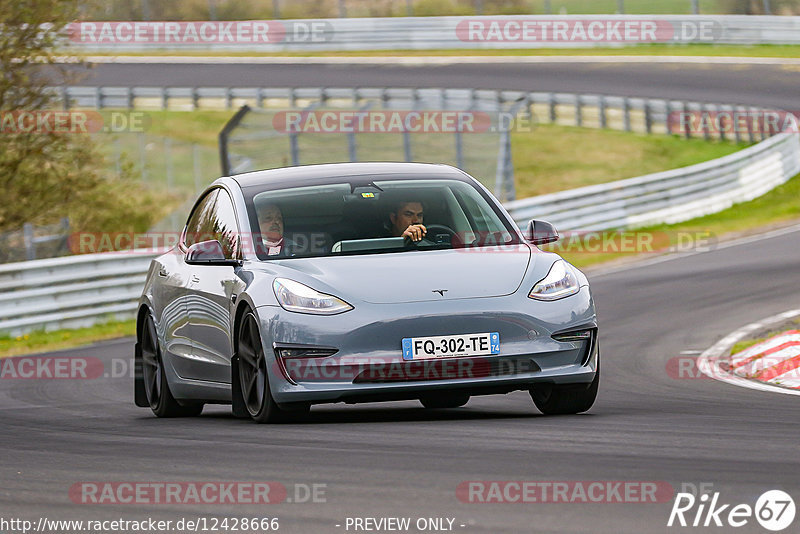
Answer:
top-left (4, 60), bottom-right (799, 533)
top-left (60, 60), bottom-right (800, 110)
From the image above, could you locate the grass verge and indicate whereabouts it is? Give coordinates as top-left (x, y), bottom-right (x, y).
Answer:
top-left (0, 320), bottom-right (136, 359)
top-left (512, 125), bottom-right (744, 197)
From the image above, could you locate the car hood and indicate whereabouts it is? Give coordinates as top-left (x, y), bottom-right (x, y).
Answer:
top-left (271, 245), bottom-right (533, 304)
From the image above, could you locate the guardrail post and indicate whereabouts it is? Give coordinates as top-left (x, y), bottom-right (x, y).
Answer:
top-left (732, 106), bottom-right (742, 145)
top-left (95, 86), bottom-right (103, 110)
top-left (127, 86), bottom-right (134, 109)
top-left (549, 93), bottom-right (556, 123)
top-left (683, 102), bottom-right (691, 139)
top-left (161, 87), bottom-right (168, 110)
top-left (256, 88), bottom-right (264, 109)
top-left (665, 100), bottom-right (673, 135)
top-left (746, 107), bottom-right (756, 144)
top-left (623, 97), bottom-right (631, 132)
top-left (225, 87), bottom-right (233, 109)
top-left (718, 105), bottom-right (728, 142)
top-left (599, 95), bottom-right (607, 129)
top-left (61, 86), bottom-right (69, 110)
top-left (192, 87), bottom-right (199, 110)
top-left (644, 100), bottom-right (652, 134)
top-left (575, 95), bottom-right (583, 127)
top-left (23, 223), bottom-right (35, 261)
top-left (701, 104), bottom-right (711, 141)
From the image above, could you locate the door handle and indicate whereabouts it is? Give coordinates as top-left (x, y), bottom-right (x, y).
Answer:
top-left (190, 275), bottom-right (200, 284)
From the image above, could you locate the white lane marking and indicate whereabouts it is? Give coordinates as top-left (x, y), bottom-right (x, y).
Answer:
top-left (697, 309), bottom-right (800, 396)
top-left (55, 55), bottom-right (800, 66)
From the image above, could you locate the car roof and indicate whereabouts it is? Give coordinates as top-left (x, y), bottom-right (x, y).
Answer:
top-left (231, 162), bottom-right (470, 190)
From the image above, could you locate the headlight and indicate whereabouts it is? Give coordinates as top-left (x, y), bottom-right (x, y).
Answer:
top-left (528, 260), bottom-right (580, 301)
top-left (273, 278), bottom-right (353, 315)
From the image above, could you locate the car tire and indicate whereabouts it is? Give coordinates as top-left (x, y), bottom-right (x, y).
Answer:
top-left (139, 314), bottom-right (203, 418)
top-left (530, 368), bottom-right (599, 415)
top-left (236, 311), bottom-right (298, 424)
top-left (419, 394), bottom-right (470, 409)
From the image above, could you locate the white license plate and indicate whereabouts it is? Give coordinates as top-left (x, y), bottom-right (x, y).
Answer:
top-left (401, 332), bottom-right (500, 361)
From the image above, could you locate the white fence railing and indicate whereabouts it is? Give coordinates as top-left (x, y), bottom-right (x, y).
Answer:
top-left (0, 251), bottom-right (158, 335)
top-left (67, 15), bottom-right (800, 52)
top-left (3, 88), bottom-right (799, 336)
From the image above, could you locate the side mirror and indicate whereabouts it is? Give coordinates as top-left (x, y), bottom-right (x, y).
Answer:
top-left (185, 240), bottom-right (240, 266)
top-left (524, 220), bottom-right (559, 245)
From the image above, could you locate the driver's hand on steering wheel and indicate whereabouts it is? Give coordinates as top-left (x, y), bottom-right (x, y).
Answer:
top-left (402, 224), bottom-right (427, 242)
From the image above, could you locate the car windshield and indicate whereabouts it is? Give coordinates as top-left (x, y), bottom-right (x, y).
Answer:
top-left (244, 178), bottom-right (520, 260)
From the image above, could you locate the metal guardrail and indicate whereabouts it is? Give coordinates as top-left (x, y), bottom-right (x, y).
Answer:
top-left (60, 85), bottom-right (783, 143)
top-left (67, 15), bottom-right (800, 52)
top-left (0, 250), bottom-right (159, 336)
top-left (4, 88), bottom-right (798, 336)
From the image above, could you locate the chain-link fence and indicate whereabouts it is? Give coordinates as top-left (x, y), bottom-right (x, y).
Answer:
top-left (0, 219), bottom-right (70, 263)
top-left (219, 88), bottom-right (526, 202)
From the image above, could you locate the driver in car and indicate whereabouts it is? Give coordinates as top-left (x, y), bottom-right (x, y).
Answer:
top-left (387, 199), bottom-right (427, 242)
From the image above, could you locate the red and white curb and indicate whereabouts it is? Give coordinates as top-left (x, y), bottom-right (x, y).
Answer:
top-left (729, 330), bottom-right (800, 389)
top-left (697, 309), bottom-right (800, 396)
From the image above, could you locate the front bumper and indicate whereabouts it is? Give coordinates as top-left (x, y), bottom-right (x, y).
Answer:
top-left (256, 286), bottom-right (597, 404)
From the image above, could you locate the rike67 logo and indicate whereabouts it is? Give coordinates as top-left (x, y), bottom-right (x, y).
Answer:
top-left (668, 487), bottom-right (795, 531)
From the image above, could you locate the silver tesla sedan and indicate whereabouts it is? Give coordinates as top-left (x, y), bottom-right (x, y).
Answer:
top-left (134, 162), bottom-right (599, 423)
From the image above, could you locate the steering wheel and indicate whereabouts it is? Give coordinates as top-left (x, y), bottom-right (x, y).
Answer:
top-left (405, 223), bottom-right (457, 247)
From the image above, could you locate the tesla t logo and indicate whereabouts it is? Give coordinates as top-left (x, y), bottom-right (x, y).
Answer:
top-left (432, 289), bottom-right (448, 296)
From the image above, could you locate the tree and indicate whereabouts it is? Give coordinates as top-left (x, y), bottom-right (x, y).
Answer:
top-left (0, 0), bottom-right (168, 237)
